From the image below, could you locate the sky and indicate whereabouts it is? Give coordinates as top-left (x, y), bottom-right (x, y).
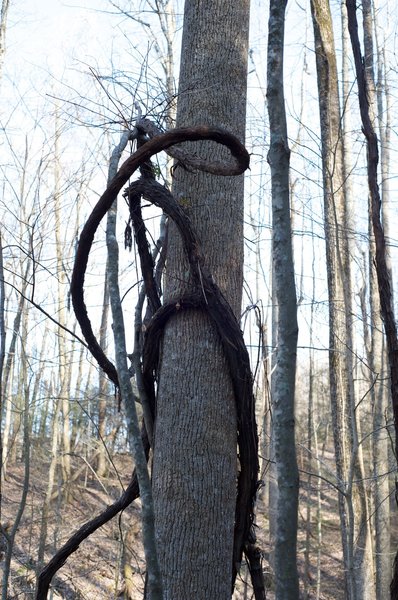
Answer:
top-left (7, 0), bottom-right (112, 71)
top-left (2, 0), bottom-right (398, 370)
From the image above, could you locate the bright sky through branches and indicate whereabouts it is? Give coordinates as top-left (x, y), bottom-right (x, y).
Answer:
top-left (6, 0), bottom-right (119, 82)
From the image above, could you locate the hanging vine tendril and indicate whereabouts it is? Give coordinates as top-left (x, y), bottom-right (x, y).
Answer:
top-left (37, 124), bottom-right (262, 599)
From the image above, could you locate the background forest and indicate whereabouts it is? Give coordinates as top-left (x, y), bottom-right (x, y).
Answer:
top-left (1, 0), bottom-right (398, 599)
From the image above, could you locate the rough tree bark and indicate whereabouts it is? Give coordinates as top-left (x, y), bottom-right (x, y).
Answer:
top-left (151, 1), bottom-right (251, 598)
top-left (37, 123), bottom-right (252, 599)
top-left (266, 2), bottom-right (299, 599)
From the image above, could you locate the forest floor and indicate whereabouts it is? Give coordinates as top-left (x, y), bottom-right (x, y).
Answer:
top-left (0, 445), bottom-right (393, 599)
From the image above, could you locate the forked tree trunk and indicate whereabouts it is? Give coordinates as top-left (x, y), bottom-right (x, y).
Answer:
top-left (152, 1), bottom-right (250, 598)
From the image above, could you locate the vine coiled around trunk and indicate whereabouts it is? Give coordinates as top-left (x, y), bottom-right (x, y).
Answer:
top-left (37, 125), bottom-right (262, 599)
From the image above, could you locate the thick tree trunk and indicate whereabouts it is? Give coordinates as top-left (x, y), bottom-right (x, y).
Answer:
top-left (152, 1), bottom-right (250, 598)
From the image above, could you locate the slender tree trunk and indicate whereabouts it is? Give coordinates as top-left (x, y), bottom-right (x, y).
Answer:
top-left (1, 316), bottom-right (31, 600)
top-left (0, 233), bottom-right (5, 489)
top-left (0, 0), bottom-right (10, 84)
top-left (268, 265), bottom-right (278, 575)
top-left (152, 1), bottom-right (250, 597)
top-left (36, 394), bottom-right (61, 585)
top-left (53, 117), bottom-right (71, 485)
top-left (304, 227), bottom-right (322, 599)
top-left (365, 244), bottom-right (391, 598)
top-left (345, 1), bottom-right (398, 594)
top-left (29, 325), bottom-right (49, 436)
top-left (96, 128), bottom-right (136, 477)
top-left (375, 36), bottom-right (393, 289)
top-left (96, 273), bottom-right (110, 477)
top-left (361, 1), bottom-right (391, 595)
top-left (266, 2), bottom-right (299, 598)
top-left (311, 1), bottom-right (375, 597)
top-left (106, 140), bottom-right (162, 600)
top-left (1, 262), bottom-right (30, 402)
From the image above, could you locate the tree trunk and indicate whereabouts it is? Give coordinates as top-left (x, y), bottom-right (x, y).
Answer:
top-left (266, 2), bottom-right (299, 598)
top-left (96, 265), bottom-right (110, 478)
top-left (0, 0), bottom-right (10, 84)
top-left (0, 233), bottom-right (5, 484)
top-left (1, 313), bottom-right (31, 600)
top-left (152, 1), bottom-right (250, 598)
top-left (53, 116), bottom-right (71, 485)
top-left (311, 1), bottom-right (375, 597)
top-left (345, 0), bottom-right (398, 595)
top-left (361, 1), bottom-right (391, 595)
top-left (36, 393), bottom-right (61, 585)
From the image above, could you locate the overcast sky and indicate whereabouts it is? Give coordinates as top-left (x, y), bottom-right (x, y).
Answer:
top-left (6, 1), bottom-right (114, 78)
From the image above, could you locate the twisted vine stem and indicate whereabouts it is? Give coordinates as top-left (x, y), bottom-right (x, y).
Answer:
top-left (37, 125), bottom-right (262, 598)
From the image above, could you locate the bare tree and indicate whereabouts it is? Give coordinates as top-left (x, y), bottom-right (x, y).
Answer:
top-left (345, 0), bottom-right (398, 594)
top-left (0, 233), bottom-right (5, 504)
top-left (266, 1), bottom-right (299, 598)
top-left (150, 1), bottom-right (256, 598)
top-left (311, 1), bottom-right (375, 597)
top-left (0, 0), bottom-right (10, 84)
top-left (361, 1), bottom-right (391, 595)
